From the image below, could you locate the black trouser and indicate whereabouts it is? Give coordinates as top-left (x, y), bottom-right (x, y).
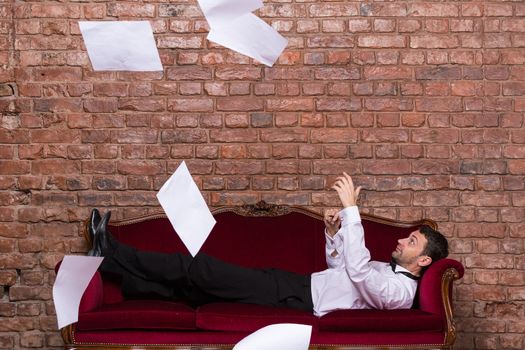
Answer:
top-left (100, 243), bottom-right (314, 312)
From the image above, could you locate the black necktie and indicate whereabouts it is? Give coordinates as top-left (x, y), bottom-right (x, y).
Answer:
top-left (389, 260), bottom-right (420, 281)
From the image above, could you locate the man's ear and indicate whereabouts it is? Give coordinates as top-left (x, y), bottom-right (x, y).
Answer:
top-left (417, 255), bottom-right (432, 267)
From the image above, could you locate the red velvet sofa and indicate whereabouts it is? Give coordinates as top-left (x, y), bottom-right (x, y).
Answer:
top-left (59, 201), bottom-right (464, 350)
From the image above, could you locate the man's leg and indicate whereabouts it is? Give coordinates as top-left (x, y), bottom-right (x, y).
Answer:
top-left (99, 242), bottom-right (193, 299)
top-left (101, 242), bottom-right (192, 282)
top-left (188, 254), bottom-right (313, 311)
top-left (99, 240), bottom-right (312, 311)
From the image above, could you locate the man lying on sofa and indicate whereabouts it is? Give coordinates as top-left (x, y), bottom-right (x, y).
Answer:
top-left (87, 173), bottom-right (449, 317)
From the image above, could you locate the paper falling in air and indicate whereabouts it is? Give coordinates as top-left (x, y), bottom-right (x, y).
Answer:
top-left (197, 0), bottom-right (288, 67)
top-left (79, 21), bottom-right (163, 71)
top-left (234, 323), bottom-right (312, 350)
top-left (156, 161), bottom-right (216, 257)
top-left (53, 255), bottom-right (104, 329)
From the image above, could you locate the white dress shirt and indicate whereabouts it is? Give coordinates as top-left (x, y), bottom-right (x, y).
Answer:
top-left (311, 206), bottom-right (418, 317)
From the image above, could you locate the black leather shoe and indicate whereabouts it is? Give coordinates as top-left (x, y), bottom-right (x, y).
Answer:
top-left (95, 211), bottom-right (117, 257)
top-left (87, 209), bottom-right (101, 244)
top-left (87, 211), bottom-right (110, 257)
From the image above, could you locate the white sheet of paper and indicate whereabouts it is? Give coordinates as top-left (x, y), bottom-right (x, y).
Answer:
top-left (79, 21), bottom-right (163, 71)
top-left (156, 161), bottom-right (216, 257)
top-left (53, 255), bottom-right (104, 329)
top-left (197, 0), bottom-right (263, 28)
top-left (197, 0), bottom-right (288, 67)
top-left (234, 323), bottom-right (312, 350)
top-left (207, 13), bottom-right (288, 67)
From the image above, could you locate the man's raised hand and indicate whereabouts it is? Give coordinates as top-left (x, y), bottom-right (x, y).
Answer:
top-left (324, 208), bottom-right (341, 237)
top-left (332, 172), bottom-right (361, 208)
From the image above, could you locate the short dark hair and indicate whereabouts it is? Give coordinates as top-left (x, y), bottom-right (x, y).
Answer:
top-left (419, 225), bottom-right (449, 262)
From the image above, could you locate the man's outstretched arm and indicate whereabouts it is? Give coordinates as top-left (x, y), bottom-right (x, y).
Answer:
top-left (332, 173), bottom-right (414, 310)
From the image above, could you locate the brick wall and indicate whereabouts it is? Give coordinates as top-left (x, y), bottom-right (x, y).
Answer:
top-left (1, 0), bottom-right (524, 349)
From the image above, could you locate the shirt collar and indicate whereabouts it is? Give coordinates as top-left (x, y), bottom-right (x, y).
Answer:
top-left (389, 260), bottom-right (420, 281)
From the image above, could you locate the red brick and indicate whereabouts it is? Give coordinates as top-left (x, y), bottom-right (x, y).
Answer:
top-left (168, 145), bottom-right (193, 159)
top-left (265, 67), bottom-right (313, 80)
top-left (327, 82), bottom-right (351, 96)
top-left (310, 129), bottom-right (357, 144)
top-left (246, 145), bottom-right (270, 159)
top-left (449, 81), bottom-right (481, 96)
top-left (216, 98), bottom-right (263, 111)
top-left (410, 35), bottom-right (459, 49)
top-left (374, 20), bottom-right (396, 33)
top-left (210, 192), bottom-right (258, 206)
top-left (116, 160), bottom-right (164, 175)
top-left (307, 35), bottom-right (354, 48)
top-left (227, 82), bottom-right (249, 96)
top-left (309, 3), bottom-right (357, 16)
top-left (117, 98), bottom-right (165, 112)
top-left (361, 129), bottom-right (409, 143)
top-left (215, 160), bottom-right (263, 175)
top-left (226, 176), bottom-right (250, 190)
top-left (246, 113), bottom-right (272, 128)
top-left (364, 66), bottom-right (412, 80)
top-left (111, 129), bottom-right (157, 144)
top-left (83, 99), bottom-right (121, 114)
top-left (314, 67), bottom-right (360, 80)
top-left (271, 144), bottom-right (296, 159)
top-left (374, 81), bottom-right (396, 95)
top-left (323, 113), bottom-right (346, 127)
top-left (166, 67), bottom-right (211, 81)
top-left (408, 3), bottom-right (458, 17)
top-left (30, 5), bottom-right (79, 19)
top-left (297, 20), bottom-right (318, 33)
top-left (107, 3), bottom-right (155, 17)
top-left (29, 129), bottom-right (79, 144)
top-left (311, 160), bottom-right (359, 175)
top-left (215, 67), bottom-right (261, 80)
top-left (366, 191), bottom-right (412, 207)
top-left (223, 114), bottom-right (248, 128)
top-left (358, 35), bottom-right (405, 48)
top-left (32, 67), bottom-right (81, 82)
top-left (93, 83), bottom-right (128, 97)
top-left (361, 160), bottom-right (410, 175)
top-left (253, 83), bottom-right (275, 96)
top-left (260, 130), bottom-right (307, 143)
top-left (209, 130), bottom-right (257, 143)
top-left (415, 98), bottom-right (462, 112)
top-left (267, 98), bottom-right (313, 112)
top-left (298, 113), bottom-right (321, 128)
top-left (365, 98), bottom-right (412, 112)
top-left (32, 98), bottom-right (81, 113)
top-left (160, 130), bottom-right (207, 144)
top-left (399, 82), bottom-right (423, 97)
top-left (316, 98), bottom-right (361, 112)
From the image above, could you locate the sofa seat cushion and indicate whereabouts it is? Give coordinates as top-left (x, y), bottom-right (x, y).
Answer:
top-left (319, 309), bottom-right (443, 332)
top-left (196, 303), bottom-right (318, 332)
top-left (77, 300), bottom-right (196, 331)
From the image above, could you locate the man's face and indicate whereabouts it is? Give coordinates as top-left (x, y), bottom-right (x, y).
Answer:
top-left (391, 230), bottom-right (429, 267)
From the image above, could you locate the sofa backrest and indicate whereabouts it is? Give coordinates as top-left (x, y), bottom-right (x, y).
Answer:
top-left (101, 202), bottom-right (434, 305)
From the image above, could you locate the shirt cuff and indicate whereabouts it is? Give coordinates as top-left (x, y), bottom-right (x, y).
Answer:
top-left (324, 229), bottom-right (337, 246)
top-left (340, 206), bottom-right (360, 226)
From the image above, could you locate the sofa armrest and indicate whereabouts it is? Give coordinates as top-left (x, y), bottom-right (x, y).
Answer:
top-left (418, 258), bottom-right (464, 315)
top-left (78, 270), bottom-right (104, 312)
top-left (54, 261), bottom-right (104, 313)
top-left (417, 258), bottom-right (464, 345)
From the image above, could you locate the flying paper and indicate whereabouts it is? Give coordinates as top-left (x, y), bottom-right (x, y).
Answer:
top-left (197, 0), bottom-right (288, 67)
top-left (156, 161), bottom-right (216, 256)
top-left (197, 0), bottom-right (263, 28)
top-left (79, 21), bottom-right (163, 71)
top-left (53, 255), bottom-right (104, 329)
top-left (234, 323), bottom-right (312, 350)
